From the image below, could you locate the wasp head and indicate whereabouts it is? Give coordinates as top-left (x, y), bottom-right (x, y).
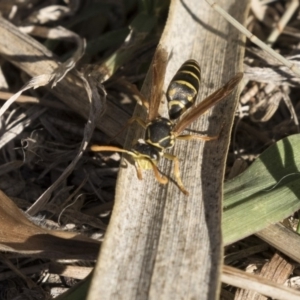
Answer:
top-left (131, 141), bottom-right (162, 169)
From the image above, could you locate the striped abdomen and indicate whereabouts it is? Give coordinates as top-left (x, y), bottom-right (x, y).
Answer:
top-left (166, 60), bottom-right (201, 120)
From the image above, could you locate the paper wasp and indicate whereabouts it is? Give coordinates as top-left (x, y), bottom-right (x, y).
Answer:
top-left (91, 47), bottom-right (243, 195)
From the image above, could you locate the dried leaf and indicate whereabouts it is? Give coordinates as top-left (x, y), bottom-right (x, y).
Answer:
top-left (0, 190), bottom-right (100, 259)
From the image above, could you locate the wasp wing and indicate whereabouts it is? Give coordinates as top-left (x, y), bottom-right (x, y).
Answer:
top-left (147, 46), bottom-right (168, 121)
top-left (173, 73), bottom-right (243, 135)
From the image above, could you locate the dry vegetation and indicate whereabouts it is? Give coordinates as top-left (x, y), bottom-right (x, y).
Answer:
top-left (0, 0), bottom-right (300, 299)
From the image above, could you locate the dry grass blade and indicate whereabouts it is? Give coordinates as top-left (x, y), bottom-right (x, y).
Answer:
top-left (0, 16), bottom-right (127, 144)
top-left (234, 252), bottom-right (293, 299)
top-left (0, 74), bottom-right (54, 117)
top-left (244, 48), bottom-right (300, 86)
top-left (19, 25), bottom-right (86, 87)
top-left (205, 0), bottom-right (300, 77)
top-left (0, 106), bottom-right (47, 148)
top-left (26, 75), bottom-right (105, 215)
top-left (0, 190), bottom-right (100, 259)
top-left (0, 161), bottom-right (23, 176)
top-left (0, 253), bottom-right (36, 289)
top-left (88, 0), bottom-right (246, 299)
top-left (26, 4), bottom-right (74, 24)
top-left (256, 223), bottom-right (300, 265)
top-left (266, 0), bottom-right (299, 46)
top-left (0, 26), bottom-right (85, 116)
top-left (0, 24), bottom-right (104, 217)
top-left (48, 263), bottom-right (93, 280)
top-left (3, 1), bottom-right (299, 298)
top-left (222, 265), bottom-right (300, 300)
top-left (0, 90), bottom-right (69, 110)
top-left (0, 2), bottom-right (166, 298)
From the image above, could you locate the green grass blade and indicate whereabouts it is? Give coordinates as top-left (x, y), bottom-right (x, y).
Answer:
top-left (223, 134), bottom-right (300, 245)
top-left (55, 272), bottom-right (93, 300)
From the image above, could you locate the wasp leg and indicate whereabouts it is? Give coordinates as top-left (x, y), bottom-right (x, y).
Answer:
top-left (90, 145), bottom-right (168, 185)
top-left (108, 117), bottom-right (148, 143)
top-left (148, 160), bottom-right (168, 185)
top-left (175, 122), bottom-right (225, 142)
top-left (135, 158), bottom-right (168, 184)
top-left (91, 145), bottom-right (124, 152)
top-left (134, 160), bottom-right (143, 180)
top-left (163, 153), bottom-right (189, 196)
top-left (90, 145), bottom-right (135, 153)
top-left (90, 144), bottom-right (146, 180)
top-left (90, 145), bottom-right (139, 167)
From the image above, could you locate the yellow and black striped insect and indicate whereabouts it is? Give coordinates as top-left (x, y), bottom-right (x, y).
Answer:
top-left (167, 59), bottom-right (201, 120)
top-left (91, 47), bottom-right (243, 195)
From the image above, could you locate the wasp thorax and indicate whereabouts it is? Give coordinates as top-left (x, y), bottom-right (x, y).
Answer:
top-left (132, 142), bottom-right (162, 162)
top-left (145, 117), bottom-right (175, 149)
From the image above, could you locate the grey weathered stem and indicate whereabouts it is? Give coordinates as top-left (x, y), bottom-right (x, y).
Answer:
top-left (89, 0), bottom-right (247, 299)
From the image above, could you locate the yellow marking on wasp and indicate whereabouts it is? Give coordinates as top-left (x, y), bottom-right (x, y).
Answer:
top-left (168, 89), bottom-right (176, 97)
top-left (146, 140), bottom-right (163, 149)
top-left (184, 61), bottom-right (200, 68)
top-left (178, 70), bottom-right (201, 83)
top-left (146, 135), bottom-right (174, 148)
top-left (172, 80), bottom-right (197, 91)
top-left (183, 63), bottom-right (200, 73)
top-left (169, 100), bottom-right (187, 108)
top-left (160, 135), bottom-right (174, 144)
top-left (137, 158), bottom-right (155, 170)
